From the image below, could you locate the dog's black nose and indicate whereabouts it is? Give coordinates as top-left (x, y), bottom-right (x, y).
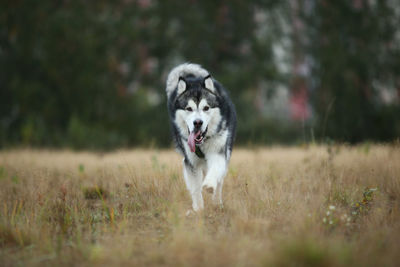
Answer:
top-left (193, 119), bottom-right (203, 128)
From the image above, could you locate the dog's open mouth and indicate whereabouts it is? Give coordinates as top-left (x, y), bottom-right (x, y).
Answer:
top-left (188, 127), bottom-right (207, 153)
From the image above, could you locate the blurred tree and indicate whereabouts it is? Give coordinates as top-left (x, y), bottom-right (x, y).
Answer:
top-left (0, 0), bottom-right (399, 149)
top-left (0, 0), bottom-right (285, 148)
top-left (306, 0), bottom-right (400, 142)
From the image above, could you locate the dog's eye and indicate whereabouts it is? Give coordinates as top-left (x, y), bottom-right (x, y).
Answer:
top-left (203, 106), bottom-right (209, 111)
top-left (185, 107), bottom-right (193, 112)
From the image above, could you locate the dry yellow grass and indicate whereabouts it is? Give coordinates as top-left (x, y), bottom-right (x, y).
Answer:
top-left (0, 145), bottom-right (399, 266)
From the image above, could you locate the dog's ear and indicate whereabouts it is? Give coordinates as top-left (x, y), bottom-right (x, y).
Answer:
top-left (177, 77), bottom-right (187, 95)
top-left (204, 75), bottom-right (215, 93)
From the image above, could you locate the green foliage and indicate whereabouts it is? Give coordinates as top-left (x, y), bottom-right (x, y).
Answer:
top-left (273, 238), bottom-right (352, 267)
top-left (67, 116), bottom-right (128, 150)
top-left (11, 175), bottom-right (19, 184)
top-left (351, 187), bottom-right (378, 216)
top-left (0, 1), bottom-right (399, 149)
top-left (0, 166), bottom-right (6, 180)
top-left (323, 187), bottom-right (378, 231)
top-left (83, 186), bottom-right (109, 200)
top-left (307, 0), bottom-right (400, 142)
top-left (78, 164), bottom-right (85, 173)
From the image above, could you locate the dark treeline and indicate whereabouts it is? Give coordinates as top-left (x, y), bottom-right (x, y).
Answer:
top-left (1, 0), bottom-right (399, 149)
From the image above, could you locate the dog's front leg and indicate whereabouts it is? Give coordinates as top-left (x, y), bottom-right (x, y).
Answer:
top-left (215, 177), bottom-right (225, 207)
top-left (202, 153), bottom-right (227, 201)
top-left (183, 161), bottom-right (204, 212)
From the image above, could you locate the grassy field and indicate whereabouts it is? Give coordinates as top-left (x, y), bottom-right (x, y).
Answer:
top-left (0, 145), bottom-right (399, 266)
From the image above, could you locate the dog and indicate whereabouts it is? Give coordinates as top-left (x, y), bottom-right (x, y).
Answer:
top-left (166, 63), bottom-right (236, 212)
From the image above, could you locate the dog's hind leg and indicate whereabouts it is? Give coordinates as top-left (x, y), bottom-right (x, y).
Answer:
top-left (202, 153), bottom-right (227, 199)
top-left (183, 161), bottom-right (204, 212)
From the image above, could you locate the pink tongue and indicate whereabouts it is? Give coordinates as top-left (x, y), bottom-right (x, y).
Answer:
top-left (188, 131), bottom-right (201, 153)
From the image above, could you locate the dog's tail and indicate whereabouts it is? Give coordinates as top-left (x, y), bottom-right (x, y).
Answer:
top-left (166, 63), bottom-right (209, 98)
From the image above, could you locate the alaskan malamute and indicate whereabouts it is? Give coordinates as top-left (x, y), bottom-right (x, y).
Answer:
top-left (166, 63), bottom-right (236, 212)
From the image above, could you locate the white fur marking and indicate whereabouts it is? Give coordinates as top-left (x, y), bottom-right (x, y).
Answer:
top-left (202, 153), bottom-right (227, 197)
top-left (198, 99), bottom-right (208, 110)
top-left (183, 159), bottom-right (204, 211)
top-left (166, 63), bottom-right (209, 98)
top-left (178, 99), bottom-right (211, 134)
top-left (187, 100), bottom-right (196, 110)
top-left (177, 79), bottom-right (186, 95)
top-left (204, 77), bottom-right (215, 93)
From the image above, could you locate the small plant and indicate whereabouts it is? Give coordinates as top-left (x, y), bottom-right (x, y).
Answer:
top-left (83, 186), bottom-right (108, 200)
top-left (323, 187), bottom-right (378, 229)
top-left (351, 187), bottom-right (378, 216)
top-left (151, 155), bottom-right (166, 171)
top-left (170, 172), bottom-right (178, 181)
top-left (79, 164), bottom-right (85, 173)
top-left (322, 205), bottom-right (338, 227)
top-left (11, 175), bottom-right (19, 184)
top-left (0, 166), bottom-right (6, 180)
top-left (322, 205), bottom-right (352, 228)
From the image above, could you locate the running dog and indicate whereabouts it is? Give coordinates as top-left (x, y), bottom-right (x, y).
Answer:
top-left (166, 63), bottom-right (236, 211)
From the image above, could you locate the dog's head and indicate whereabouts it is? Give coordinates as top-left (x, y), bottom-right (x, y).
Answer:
top-left (173, 75), bottom-right (221, 152)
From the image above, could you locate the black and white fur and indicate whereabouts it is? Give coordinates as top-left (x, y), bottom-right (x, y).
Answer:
top-left (166, 63), bottom-right (236, 211)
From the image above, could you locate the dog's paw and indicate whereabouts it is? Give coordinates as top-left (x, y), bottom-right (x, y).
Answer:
top-left (202, 180), bottom-right (216, 195)
top-left (186, 209), bottom-right (195, 217)
top-left (186, 208), bottom-right (203, 217)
